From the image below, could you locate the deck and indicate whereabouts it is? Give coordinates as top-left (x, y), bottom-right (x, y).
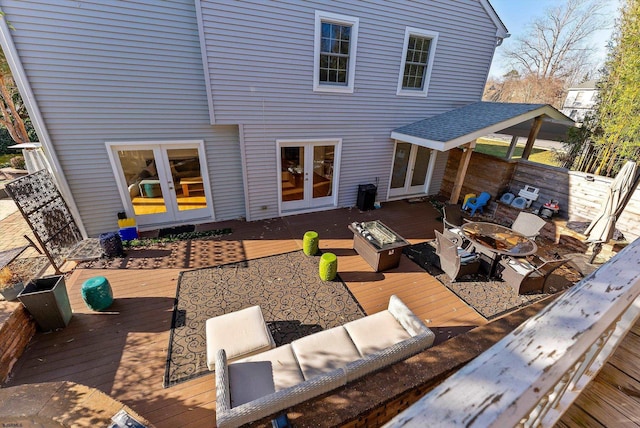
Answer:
top-left (3, 200), bottom-right (486, 427)
top-left (2, 199), bottom-right (638, 427)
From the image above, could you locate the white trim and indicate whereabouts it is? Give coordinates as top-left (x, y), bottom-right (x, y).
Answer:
top-left (396, 27), bottom-right (439, 97)
top-left (238, 124), bottom-right (252, 221)
top-left (195, 0), bottom-right (216, 124)
top-left (313, 10), bottom-right (359, 94)
top-left (0, 13), bottom-right (87, 238)
top-left (478, 0), bottom-right (510, 39)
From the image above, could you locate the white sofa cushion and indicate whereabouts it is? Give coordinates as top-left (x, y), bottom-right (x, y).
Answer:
top-left (229, 344), bottom-right (304, 407)
top-left (344, 310), bottom-right (411, 357)
top-left (206, 305), bottom-right (276, 370)
top-left (291, 326), bottom-right (361, 380)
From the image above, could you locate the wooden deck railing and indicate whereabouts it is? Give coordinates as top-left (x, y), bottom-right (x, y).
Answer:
top-left (386, 238), bottom-right (640, 428)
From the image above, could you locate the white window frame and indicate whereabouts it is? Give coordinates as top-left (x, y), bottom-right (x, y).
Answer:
top-left (396, 27), bottom-right (439, 97)
top-left (313, 11), bottom-right (359, 94)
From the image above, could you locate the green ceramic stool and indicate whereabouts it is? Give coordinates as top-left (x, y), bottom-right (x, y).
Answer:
top-left (303, 231), bottom-right (319, 256)
top-left (319, 252), bottom-right (338, 281)
top-left (81, 276), bottom-right (114, 311)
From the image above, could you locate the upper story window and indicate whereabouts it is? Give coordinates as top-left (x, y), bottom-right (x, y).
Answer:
top-left (397, 27), bottom-right (438, 97)
top-left (314, 11), bottom-right (359, 93)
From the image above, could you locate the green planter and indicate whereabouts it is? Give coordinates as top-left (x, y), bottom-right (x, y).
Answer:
top-left (18, 275), bottom-right (72, 331)
top-left (303, 231), bottom-right (319, 256)
top-left (319, 252), bottom-right (338, 281)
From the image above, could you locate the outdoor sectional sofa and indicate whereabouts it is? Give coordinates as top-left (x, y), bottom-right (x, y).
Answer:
top-left (214, 295), bottom-right (435, 428)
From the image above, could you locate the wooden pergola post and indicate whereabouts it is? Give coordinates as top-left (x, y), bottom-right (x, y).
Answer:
top-left (505, 135), bottom-right (519, 159)
top-left (449, 141), bottom-right (475, 204)
top-left (521, 115), bottom-right (543, 160)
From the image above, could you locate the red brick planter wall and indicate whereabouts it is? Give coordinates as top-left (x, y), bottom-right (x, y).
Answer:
top-left (0, 301), bottom-right (36, 384)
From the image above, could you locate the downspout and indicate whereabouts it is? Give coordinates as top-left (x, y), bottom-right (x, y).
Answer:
top-left (0, 12), bottom-right (87, 238)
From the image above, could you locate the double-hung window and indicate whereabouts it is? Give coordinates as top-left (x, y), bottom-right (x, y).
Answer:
top-left (397, 27), bottom-right (438, 97)
top-left (314, 11), bottom-right (359, 93)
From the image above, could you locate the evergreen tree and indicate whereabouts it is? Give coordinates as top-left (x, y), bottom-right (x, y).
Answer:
top-left (593, 0), bottom-right (640, 176)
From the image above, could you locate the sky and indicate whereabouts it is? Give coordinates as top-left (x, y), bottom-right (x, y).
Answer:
top-left (488, 0), bottom-right (622, 78)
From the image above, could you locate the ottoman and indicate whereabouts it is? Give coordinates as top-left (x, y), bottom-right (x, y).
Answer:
top-left (206, 305), bottom-right (276, 370)
top-left (81, 276), bottom-right (114, 311)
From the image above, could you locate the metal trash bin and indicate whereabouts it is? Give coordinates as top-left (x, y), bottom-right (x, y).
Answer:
top-left (357, 184), bottom-right (377, 211)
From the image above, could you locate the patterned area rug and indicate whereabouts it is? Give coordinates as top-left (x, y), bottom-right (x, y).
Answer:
top-left (163, 250), bottom-right (365, 387)
top-left (403, 242), bottom-right (572, 320)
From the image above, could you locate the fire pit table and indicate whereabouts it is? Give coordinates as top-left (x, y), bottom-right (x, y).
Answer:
top-left (348, 220), bottom-right (410, 272)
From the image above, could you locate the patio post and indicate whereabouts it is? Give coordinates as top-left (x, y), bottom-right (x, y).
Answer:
top-left (449, 141), bottom-right (475, 204)
top-left (522, 115), bottom-right (543, 160)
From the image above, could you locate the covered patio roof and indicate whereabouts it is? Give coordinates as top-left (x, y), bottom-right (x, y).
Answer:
top-left (390, 102), bottom-right (574, 152)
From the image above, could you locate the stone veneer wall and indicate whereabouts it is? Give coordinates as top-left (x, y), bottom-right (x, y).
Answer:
top-left (0, 300), bottom-right (36, 384)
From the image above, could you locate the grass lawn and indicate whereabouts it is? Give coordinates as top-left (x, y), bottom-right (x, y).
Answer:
top-left (475, 137), bottom-right (560, 166)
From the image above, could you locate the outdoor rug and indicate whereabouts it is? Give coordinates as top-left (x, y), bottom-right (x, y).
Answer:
top-left (163, 250), bottom-right (365, 387)
top-left (404, 242), bottom-right (556, 320)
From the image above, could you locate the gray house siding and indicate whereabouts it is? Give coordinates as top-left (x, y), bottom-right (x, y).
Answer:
top-left (2, 0), bottom-right (245, 235)
top-left (200, 0), bottom-right (499, 220)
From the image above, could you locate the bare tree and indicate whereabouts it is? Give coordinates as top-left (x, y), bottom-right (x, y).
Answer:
top-left (502, 0), bottom-right (606, 84)
top-left (0, 48), bottom-right (30, 145)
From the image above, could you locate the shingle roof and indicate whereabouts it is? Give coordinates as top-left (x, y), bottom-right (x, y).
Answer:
top-left (393, 102), bottom-right (546, 143)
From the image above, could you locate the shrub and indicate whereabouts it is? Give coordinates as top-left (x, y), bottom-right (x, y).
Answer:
top-left (9, 155), bottom-right (26, 170)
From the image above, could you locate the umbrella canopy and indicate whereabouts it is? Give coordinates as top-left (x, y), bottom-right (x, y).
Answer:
top-left (585, 160), bottom-right (639, 244)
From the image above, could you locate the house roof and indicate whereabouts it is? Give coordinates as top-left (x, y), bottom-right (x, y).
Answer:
top-left (390, 102), bottom-right (574, 151)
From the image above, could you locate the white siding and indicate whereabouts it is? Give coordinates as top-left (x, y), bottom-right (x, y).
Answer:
top-left (201, 0), bottom-right (499, 220)
top-left (2, 0), bottom-right (245, 235)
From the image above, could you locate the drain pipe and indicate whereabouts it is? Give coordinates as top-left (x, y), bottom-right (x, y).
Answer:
top-left (0, 14), bottom-right (87, 238)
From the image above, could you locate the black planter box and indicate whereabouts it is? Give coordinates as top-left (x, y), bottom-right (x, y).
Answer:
top-left (18, 275), bottom-right (72, 331)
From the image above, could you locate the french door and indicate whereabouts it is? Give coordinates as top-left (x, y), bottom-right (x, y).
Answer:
top-left (278, 140), bottom-right (339, 213)
top-left (389, 142), bottom-right (433, 198)
top-left (107, 141), bottom-right (213, 227)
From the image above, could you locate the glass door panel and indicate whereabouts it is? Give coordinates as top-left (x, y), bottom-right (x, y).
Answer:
top-left (281, 146), bottom-right (306, 209)
top-left (390, 142), bottom-right (411, 190)
top-left (408, 146), bottom-right (431, 192)
top-left (118, 149), bottom-right (168, 217)
top-left (311, 145), bottom-right (334, 204)
top-left (166, 148), bottom-right (208, 212)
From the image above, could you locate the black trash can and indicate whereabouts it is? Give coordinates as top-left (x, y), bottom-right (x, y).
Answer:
top-left (357, 184), bottom-right (377, 211)
top-left (99, 231), bottom-right (124, 258)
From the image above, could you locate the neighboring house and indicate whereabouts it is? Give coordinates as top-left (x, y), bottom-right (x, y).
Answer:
top-left (561, 80), bottom-right (599, 123)
top-left (0, 0), bottom-right (509, 236)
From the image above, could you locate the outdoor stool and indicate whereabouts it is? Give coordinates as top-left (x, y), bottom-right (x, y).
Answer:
top-left (206, 305), bottom-right (276, 370)
top-left (303, 230), bottom-right (319, 255)
top-left (319, 252), bottom-right (338, 281)
top-left (81, 276), bottom-right (113, 311)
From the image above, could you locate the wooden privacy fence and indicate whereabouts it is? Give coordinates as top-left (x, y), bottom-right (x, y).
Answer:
top-left (440, 149), bottom-right (640, 242)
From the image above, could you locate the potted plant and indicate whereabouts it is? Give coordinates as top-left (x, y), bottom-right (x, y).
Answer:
top-left (0, 266), bottom-right (26, 301)
top-left (18, 275), bottom-right (72, 331)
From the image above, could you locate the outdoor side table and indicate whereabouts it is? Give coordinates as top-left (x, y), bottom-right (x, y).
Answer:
top-left (81, 276), bottom-right (114, 311)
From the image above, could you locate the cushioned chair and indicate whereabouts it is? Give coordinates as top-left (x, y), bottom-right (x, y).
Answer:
top-left (441, 203), bottom-right (471, 249)
top-left (462, 192), bottom-right (491, 216)
top-left (434, 230), bottom-right (480, 282)
top-left (498, 255), bottom-right (568, 294)
top-left (511, 212), bottom-right (547, 239)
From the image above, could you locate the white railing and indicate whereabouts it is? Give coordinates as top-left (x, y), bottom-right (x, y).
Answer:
top-left (386, 238), bottom-right (640, 428)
